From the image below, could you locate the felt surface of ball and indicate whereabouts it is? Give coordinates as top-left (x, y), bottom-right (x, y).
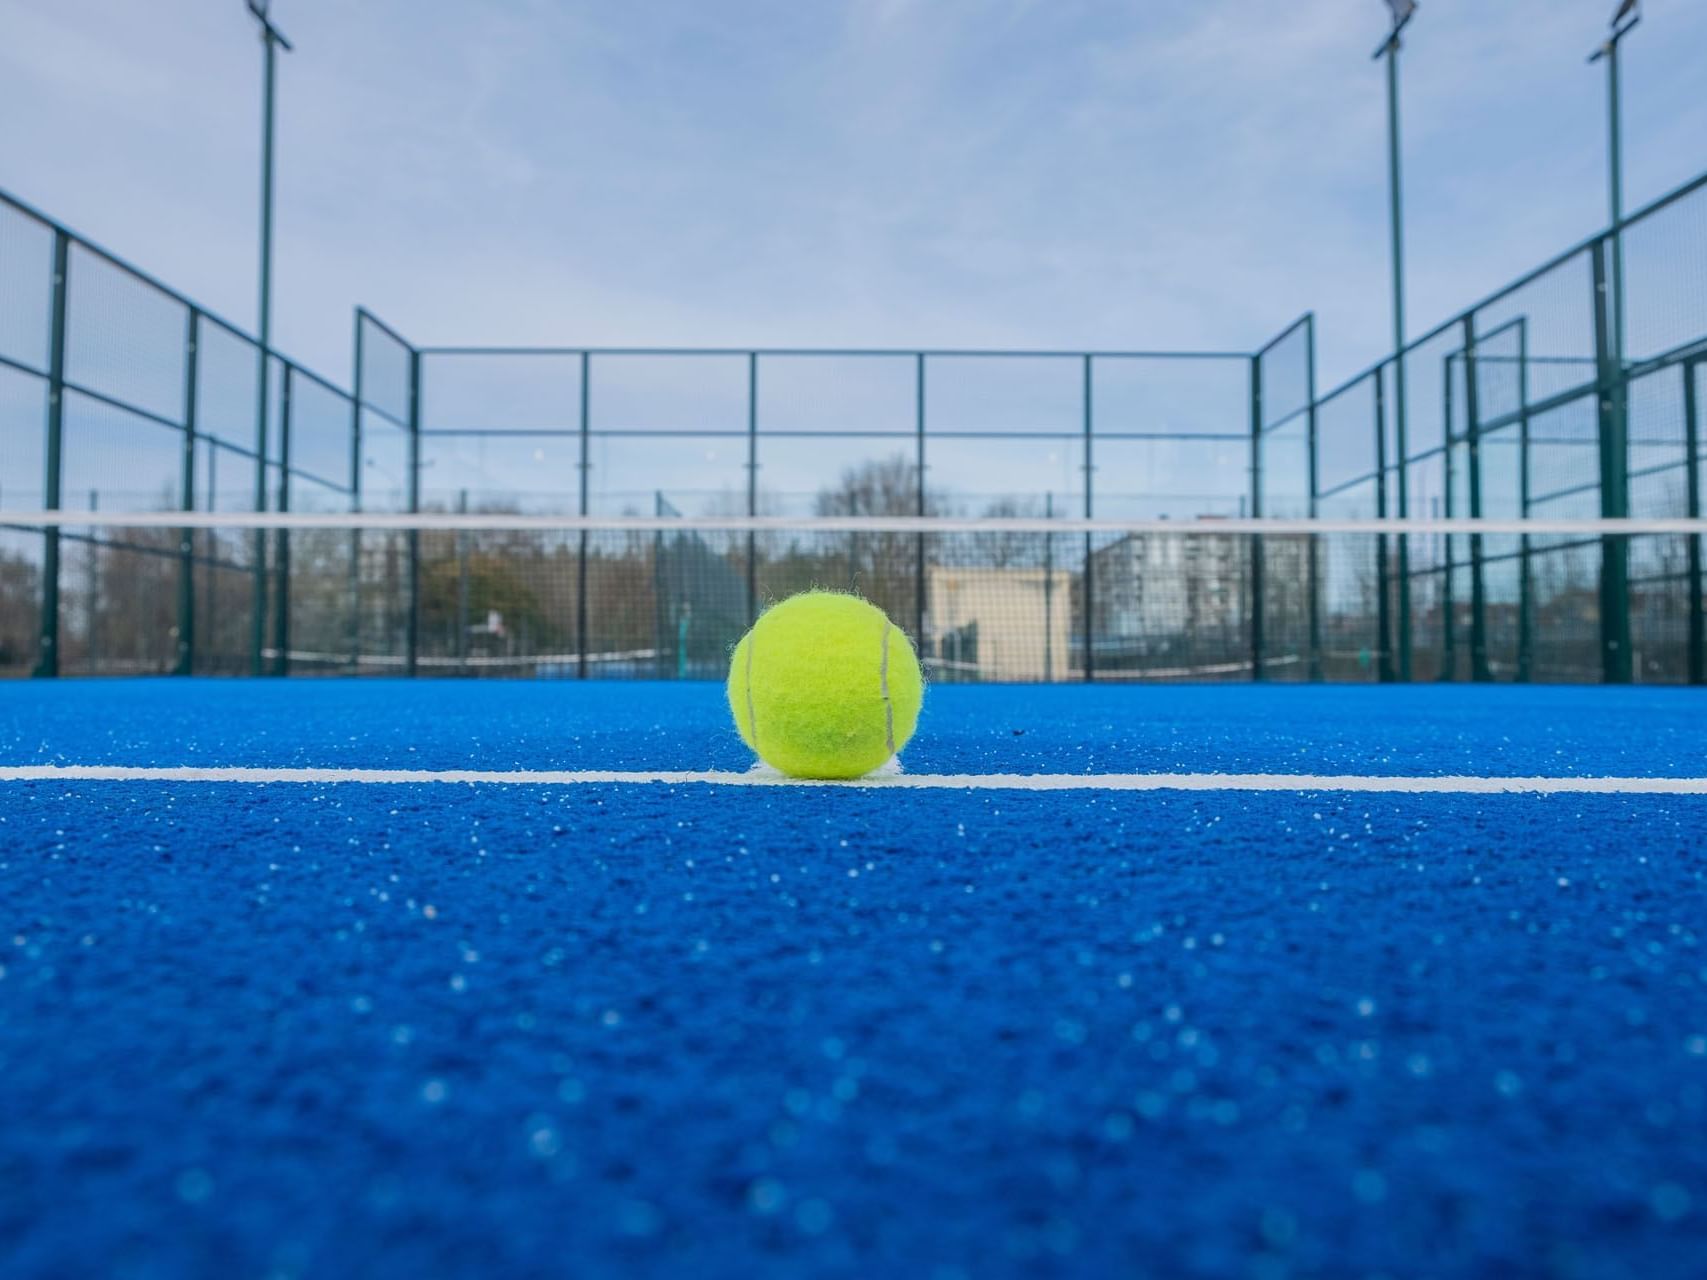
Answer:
top-left (726, 591), bottom-right (924, 779)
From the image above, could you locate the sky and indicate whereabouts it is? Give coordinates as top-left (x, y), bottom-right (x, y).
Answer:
top-left (2, 0), bottom-right (1703, 386)
top-left (1, 0), bottom-right (1705, 516)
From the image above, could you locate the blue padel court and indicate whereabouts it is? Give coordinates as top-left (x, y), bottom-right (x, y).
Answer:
top-left (3, 680), bottom-right (1706, 1279)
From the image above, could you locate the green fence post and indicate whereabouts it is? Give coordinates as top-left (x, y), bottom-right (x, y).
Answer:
top-left (405, 348), bottom-right (421, 677)
top-left (272, 363), bottom-right (292, 675)
top-left (915, 352), bottom-right (927, 647)
top-left (1591, 238), bottom-right (1632, 682)
top-left (578, 351), bottom-right (591, 679)
top-left (1305, 315), bottom-right (1322, 680)
top-left (746, 352), bottom-right (759, 626)
top-left (1249, 354), bottom-right (1265, 681)
top-left (250, 350), bottom-right (270, 677)
top-left (1684, 357), bottom-right (1703, 685)
top-left (1082, 353), bottom-right (1095, 683)
top-left (86, 490), bottom-right (100, 670)
top-left (176, 309), bottom-right (199, 676)
top-left (650, 491), bottom-right (667, 679)
top-left (1393, 355), bottom-right (1413, 682)
top-left (1462, 317), bottom-right (1489, 680)
top-left (1044, 491), bottom-right (1055, 682)
top-left (348, 311), bottom-right (365, 672)
top-left (1517, 318), bottom-right (1533, 682)
top-left (455, 489), bottom-right (470, 675)
top-left (1374, 363), bottom-right (1395, 681)
top-left (33, 230), bottom-right (70, 678)
top-left (1440, 354), bottom-right (1458, 679)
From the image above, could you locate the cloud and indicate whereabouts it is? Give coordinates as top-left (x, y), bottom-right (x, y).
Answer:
top-left (1, 0), bottom-right (1703, 434)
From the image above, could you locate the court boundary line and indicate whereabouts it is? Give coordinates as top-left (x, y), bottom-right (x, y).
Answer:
top-left (4, 765), bottom-right (1707, 794)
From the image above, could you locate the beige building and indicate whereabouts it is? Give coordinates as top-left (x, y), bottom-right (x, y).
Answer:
top-left (926, 565), bottom-right (1075, 682)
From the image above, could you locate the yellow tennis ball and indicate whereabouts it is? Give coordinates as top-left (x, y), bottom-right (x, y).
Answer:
top-left (726, 591), bottom-right (924, 780)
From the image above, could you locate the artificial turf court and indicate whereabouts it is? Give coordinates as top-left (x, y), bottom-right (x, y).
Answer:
top-left (2, 680), bottom-right (1706, 1279)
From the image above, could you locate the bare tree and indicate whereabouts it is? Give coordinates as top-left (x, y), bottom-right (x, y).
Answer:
top-left (812, 455), bottom-right (943, 518)
top-left (972, 496), bottom-right (1048, 570)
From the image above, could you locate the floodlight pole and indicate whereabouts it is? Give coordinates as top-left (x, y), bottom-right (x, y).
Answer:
top-left (1590, 6), bottom-right (1638, 683)
top-left (1591, 8), bottom-right (1638, 401)
top-left (247, 1), bottom-right (292, 675)
top-left (1374, 10), bottom-right (1415, 680)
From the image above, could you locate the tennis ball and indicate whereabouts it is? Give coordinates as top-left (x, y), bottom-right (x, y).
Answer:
top-left (726, 591), bottom-right (924, 780)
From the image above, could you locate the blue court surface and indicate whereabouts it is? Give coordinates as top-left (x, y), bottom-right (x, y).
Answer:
top-left (3, 679), bottom-right (1706, 1279)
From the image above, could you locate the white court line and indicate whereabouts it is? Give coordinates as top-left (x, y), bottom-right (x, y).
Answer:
top-left (2, 765), bottom-right (1707, 794)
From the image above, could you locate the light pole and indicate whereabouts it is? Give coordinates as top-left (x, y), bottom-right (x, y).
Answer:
top-left (1589, 1), bottom-right (1639, 683)
top-left (245, 1), bottom-right (293, 674)
top-left (1590, 1), bottom-right (1639, 387)
top-left (245, 1), bottom-right (292, 674)
top-left (1374, 0), bottom-right (1416, 680)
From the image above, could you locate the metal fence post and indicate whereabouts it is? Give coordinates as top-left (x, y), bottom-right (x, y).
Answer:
top-left (1591, 238), bottom-right (1632, 682)
top-left (1440, 354), bottom-right (1458, 679)
top-left (455, 489), bottom-right (470, 674)
top-left (1517, 318), bottom-right (1533, 682)
top-left (349, 312), bottom-right (365, 672)
top-left (1082, 354), bottom-right (1095, 682)
top-left (1374, 364), bottom-right (1394, 681)
top-left (1462, 317), bottom-right (1489, 680)
top-left (273, 363), bottom-right (293, 675)
top-left (1044, 491), bottom-right (1055, 683)
top-left (33, 230), bottom-right (70, 678)
top-left (176, 309), bottom-right (199, 676)
top-left (915, 352), bottom-right (926, 647)
top-left (250, 352), bottom-right (270, 677)
top-left (1684, 357), bottom-right (1703, 685)
top-left (405, 348), bottom-right (421, 677)
top-left (1394, 354), bottom-right (1412, 682)
top-left (1249, 354), bottom-right (1265, 681)
top-left (651, 490), bottom-right (667, 678)
top-left (578, 351), bottom-right (591, 680)
top-left (746, 352), bottom-right (759, 626)
top-left (1305, 315), bottom-right (1322, 680)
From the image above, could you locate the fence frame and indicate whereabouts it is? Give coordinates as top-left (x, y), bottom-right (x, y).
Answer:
top-left (8, 163), bottom-right (1707, 684)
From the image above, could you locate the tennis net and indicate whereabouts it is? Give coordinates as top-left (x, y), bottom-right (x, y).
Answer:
top-left (2, 511), bottom-right (1703, 683)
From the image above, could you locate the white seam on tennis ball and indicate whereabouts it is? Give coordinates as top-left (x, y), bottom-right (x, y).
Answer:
top-left (880, 619), bottom-right (895, 756)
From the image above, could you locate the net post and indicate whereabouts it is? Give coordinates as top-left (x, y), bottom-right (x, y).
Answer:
top-left (33, 230), bottom-right (69, 679)
top-left (272, 363), bottom-right (293, 676)
top-left (1684, 354), bottom-right (1704, 685)
top-left (1373, 363), bottom-right (1394, 681)
top-left (175, 308), bottom-right (199, 676)
top-left (1517, 318), bottom-right (1534, 682)
top-left (915, 352), bottom-right (926, 650)
top-left (405, 347), bottom-right (421, 678)
top-left (1305, 314), bottom-right (1322, 681)
top-left (1249, 353), bottom-right (1265, 681)
top-left (746, 352), bottom-right (759, 628)
top-left (1462, 316), bottom-right (1489, 681)
top-left (578, 351), bottom-right (591, 680)
top-left (1082, 353), bottom-right (1094, 683)
top-left (1591, 238), bottom-right (1632, 683)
